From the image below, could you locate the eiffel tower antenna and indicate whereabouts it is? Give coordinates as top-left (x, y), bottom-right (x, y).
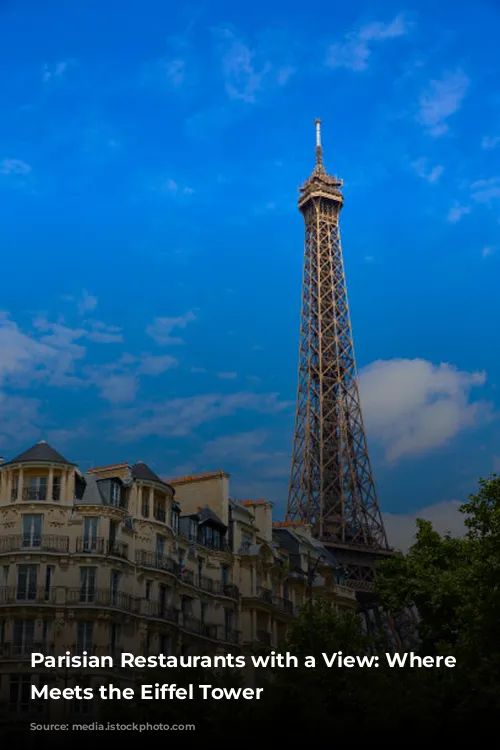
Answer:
top-left (286, 119), bottom-right (392, 589)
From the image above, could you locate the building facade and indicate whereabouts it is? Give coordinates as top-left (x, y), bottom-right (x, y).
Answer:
top-left (0, 441), bottom-right (356, 718)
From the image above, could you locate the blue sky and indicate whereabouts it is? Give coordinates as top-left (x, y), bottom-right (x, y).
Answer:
top-left (1, 0), bottom-right (499, 543)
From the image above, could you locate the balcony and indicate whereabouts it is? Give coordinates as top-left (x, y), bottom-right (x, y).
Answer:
top-left (256, 587), bottom-right (273, 605)
top-left (75, 538), bottom-right (128, 559)
top-left (135, 550), bottom-right (179, 575)
top-left (106, 540), bottom-right (128, 559)
top-left (197, 577), bottom-right (239, 599)
top-left (180, 569), bottom-right (195, 586)
top-left (143, 600), bottom-right (179, 624)
top-left (272, 596), bottom-right (294, 615)
top-left (65, 588), bottom-right (139, 613)
top-left (0, 641), bottom-right (55, 658)
top-left (153, 508), bottom-right (166, 523)
top-left (222, 628), bottom-right (240, 644)
top-left (181, 615), bottom-right (218, 640)
top-left (0, 535), bottom-right (69, 554)
top-left (0, 586), bottom-right (56, 605)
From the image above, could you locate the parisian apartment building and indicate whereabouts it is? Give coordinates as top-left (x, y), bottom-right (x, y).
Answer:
top-left (0, 440), bottom-right (356, 717)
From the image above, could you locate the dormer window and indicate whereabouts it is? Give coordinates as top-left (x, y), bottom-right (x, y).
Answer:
top-left (110, 482), bottom-right (121, 507)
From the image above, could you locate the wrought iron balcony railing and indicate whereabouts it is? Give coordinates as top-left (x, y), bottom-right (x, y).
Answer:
top-left (65, 588), bottom-right (139, 613)
top-left (135, 550), bottom-right (180, 575)
top-left (142, 600), bottom-right (180, 624)
top-left (75, 538), bottom-right (128, 559)
top-left (0, 586), bottom-right (57, 605)
top-left (0, 535), bottom-right (69, 554)
top-left (272, 596), bottom-right (294, 614)
top-left (256, 587), bottom-right (273, 604)
top-left (0, 641), bottom-right (55, 658)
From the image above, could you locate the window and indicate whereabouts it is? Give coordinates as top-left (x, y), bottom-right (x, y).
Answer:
top-left (221, 566), bottom-right (229, 585)
top-left (13, 619), bottom-right (35, 656)
top-left (110, 571), bottom-right (120, 605)
top-left (44, 566), bottom-right (54, 601)
top-left (83, 517), bottom-right (99, 551)
top-left (200, 602), bottom-right (206, 624)
top-left (178, 548), bottom-right (186, 572)
top-left (42, 620), bottom-right (49, 647)
top-left (9, 675), bottom-right (31, 713)
top-left (52, 476), bottom-right (61, 502)
top-left (145, 580), bottom-right (152, 600)
top-left (76, 621), bottom-right (93, 654)
top-left (26, 476), bottom-right (47, 501)
top-left (156, 535), bottom-right (166, 560)
top-left (109, 520), bottom-right (118, 551)
top-left (16, 565), bottom-right (37, 601)
top-left (171, 509), bottom-right (179, 534)
top-left (181, 596), bottom-right (192, 616)
top-left (242, 533), bottom-right (252, 549)
top-left (109, 623), bottom-right (120, 656)
top-left (203, 526), bottom-right (213, 547)
top-left (213, 529), bottom-right (221, 549)
top-left (3, 565), bottom-right (9, 586)
top-left (142, 493), bottom-right (149, 518)
top-left (110, 482), bottom-right (121, 506)
top-left (22, 514), bottom-right (42, 548)
top-left (80, 567), bottom-right (96, 603)
top-left (224, 608), bottom-right (234, 637)
top-left (159, 584), bottom-right (169, 616)
top-left (159, 634), bottom-right (171, 655)
top-left (188, 519), bottom-right (197, 541)
top-left (197, 557), bottom-right (203, 581)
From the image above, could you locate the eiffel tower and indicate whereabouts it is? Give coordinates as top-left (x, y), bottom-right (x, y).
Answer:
top-left (286, 120), bottom-right (393, 594)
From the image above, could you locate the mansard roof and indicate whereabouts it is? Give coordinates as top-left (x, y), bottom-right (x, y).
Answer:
top-left (180, 504), bottom-right (227, 529)
top-left (131, 461), bottom-right (167, 485)
top-left (6, 440), bottom-right (73, 466)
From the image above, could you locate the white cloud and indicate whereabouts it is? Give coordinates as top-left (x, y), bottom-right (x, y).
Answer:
top-left (471, 176), bottom-right (500, 204)
top-left (447, 203), bottom-right (471, 223)
top-left (384, 501), bottom-right (465, 552)
top-left (481, 135), bottom-right (500, 150)
top-left (114, 392), bottom-right (291, 440)
top-left (326, 15), bottom-right (410, 71)
top-left (157, 179), bottom-right (194, 195)
top-left (163, 58), bottom-right (185, 87)
top-left (0, 314), bottom-right (85, 389)
top-left (359, 358), bottom-right (491, 462)
top-left (42, 60), bottom-right (71, 83)
top-left (97, 374), bottom-right (138, 404)
top-left (217, 371), bottom-right (238, 379)
top-left (78, 290), bottom-right (97, 315)
top-left (418, 69), bottom-right (470, 136)
top-left (482, 246), bottom-right (496, 258)
top-left (0, 159), bottom-right (31, 175)
top-left (411, 158), bottom-right (444, 183)
top-left (138, 355), bottom-right (178, 375)
top-left (0, 391), bottom-right (41, 448)
top-left (146, 311), bottom-right (196, 345)
top-left (213, 27), bottom-right (293, 103)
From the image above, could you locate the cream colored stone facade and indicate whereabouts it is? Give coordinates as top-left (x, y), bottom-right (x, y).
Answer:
top-left (0, 441), bottom-right (356, 717)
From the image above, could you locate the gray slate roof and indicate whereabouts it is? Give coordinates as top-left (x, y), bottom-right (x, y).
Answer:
top-left (131, 462), bottom-right (167, 485)
top-left (76, 474), bottom-right (104, 505)
top-left (180, 504), bottom-right (226, 528)
top-left (6, 441), bottom-right (73, 466)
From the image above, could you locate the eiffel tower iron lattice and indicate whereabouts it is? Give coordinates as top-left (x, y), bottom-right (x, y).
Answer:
top-left (286, 120), bottom-right (392, 589)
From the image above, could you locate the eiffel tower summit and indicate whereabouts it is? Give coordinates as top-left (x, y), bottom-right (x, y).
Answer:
top-left (286, 120), bottom-right (393, 593)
